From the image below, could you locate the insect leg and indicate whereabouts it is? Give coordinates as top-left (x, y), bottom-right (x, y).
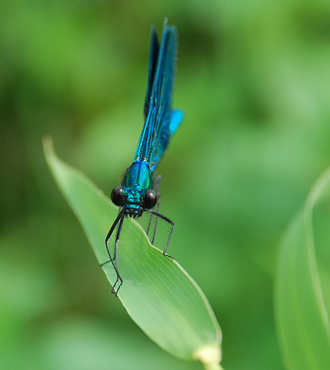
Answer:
top-left (146, 175), bottom-right (162, 244)
top-left (147, 209), bottom-right (174, 257)
top-left (102, 209), bottom-right (125, 296)
top-left (112, 215), bottom-right (125, 295)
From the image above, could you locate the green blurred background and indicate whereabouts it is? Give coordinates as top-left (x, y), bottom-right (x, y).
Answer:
top-left (1, 1), bottom-right (330, 369)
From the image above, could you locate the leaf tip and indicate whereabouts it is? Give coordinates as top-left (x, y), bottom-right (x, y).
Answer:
top-left (193, 343), bottom-right (222, 370)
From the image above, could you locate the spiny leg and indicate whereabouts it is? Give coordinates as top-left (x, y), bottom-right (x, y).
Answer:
top-left (147, 209), bottom-right (174, 258)
top-left (102, 209), bottom-right (125, 296)
top-left (104, 238), bottom-right (122, 296)
top-left (151, 193), bottom-right (161, 245)
top-left (147, 175), bottom-right (162, 244)
top-left (112, 215), bottom-right (125, 295)
top-left (101, 208), bottom-right (123, 266)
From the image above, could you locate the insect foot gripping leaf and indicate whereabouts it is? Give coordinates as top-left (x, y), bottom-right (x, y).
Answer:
top-left (275, 167), bottom-right (330, 370)
top-left (43, 137), bottom-right (223, 369)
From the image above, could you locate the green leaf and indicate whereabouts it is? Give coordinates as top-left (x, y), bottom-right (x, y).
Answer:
top-left (275, 167), bottom-right (330, 370)
top-left (43, 138), bottom-right (222, 370)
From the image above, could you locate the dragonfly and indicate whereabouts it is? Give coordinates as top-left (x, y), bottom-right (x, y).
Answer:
top-left (104, 20), bottom-right (183, 295)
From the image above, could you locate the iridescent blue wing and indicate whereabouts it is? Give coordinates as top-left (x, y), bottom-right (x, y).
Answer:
top-left (144, 26), bottom-right (159, 120)
top-left (150, 109), bottom-right (183, 171)
top-left (135, 20), bottom-right (183, 168)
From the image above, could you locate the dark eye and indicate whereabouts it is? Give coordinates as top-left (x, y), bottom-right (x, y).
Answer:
top-left (144, 190), bottom-right (157, 209)
top-left (111, 186), bottom-right (125, 206)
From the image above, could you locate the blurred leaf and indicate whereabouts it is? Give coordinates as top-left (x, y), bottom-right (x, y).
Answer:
top-left (42, 317), bottom-right (205, 370)
top-left (275, 167), bottom-right (330, 370)
top-left (43, 138), bottom-right (222, 369)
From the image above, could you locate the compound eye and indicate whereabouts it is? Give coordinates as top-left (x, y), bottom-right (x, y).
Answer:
top-left (111, 186), bottom-right (125, 206)
top-left (144, 190), bottom-right (157, 209)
